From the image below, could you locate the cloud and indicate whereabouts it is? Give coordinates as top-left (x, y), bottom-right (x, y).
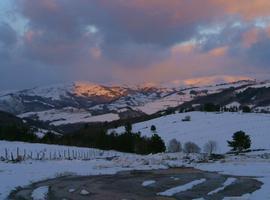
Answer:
top-left (2, 1), bottom-right (270, 89)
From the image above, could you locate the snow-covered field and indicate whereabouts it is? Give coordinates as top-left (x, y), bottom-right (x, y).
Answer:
top-left (0, 141), bottom-right (171, 199)
top-left (113, 111), bottom-right (270, 153)
top-left (194, 153), bottom-right (270, 199)
top-left (19, 108), bottom-right (119, 126)
top-left (1, 111), bottom-right (270, 199)
top-left (0, 140), bottom-right (270, 199)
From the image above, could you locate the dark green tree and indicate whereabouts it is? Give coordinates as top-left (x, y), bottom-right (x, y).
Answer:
top-left (203, 103), bottom-right (220, 112)
top-left (149, 134), bottom-right (166, 153)
top-left (242, 106), bottom-right (251, 113)
top-left (227, 131), bottom-right (251, 152)
top-left (124, 122), bottom-right (132, 133)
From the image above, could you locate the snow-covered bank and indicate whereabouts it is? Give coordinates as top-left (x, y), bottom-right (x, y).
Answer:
top-left (113, 112), bottom-right (270, 153)
top-left (0, 140), bottom-right (124, 161)
top-left (0, 141), bottom-right (171, 199)
top-left (193, 153), bottom-right (270, 199)
top-left (1, 146), bottom-right (270, 199)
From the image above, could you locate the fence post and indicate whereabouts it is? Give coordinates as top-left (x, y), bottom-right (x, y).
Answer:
top-left (16, 147), bottom-right (19, 160)
top-left (5, 148), bottom-right (8, 160)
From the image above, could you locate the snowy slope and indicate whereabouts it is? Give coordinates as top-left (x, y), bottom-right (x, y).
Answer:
top-left (3, 80), bottom-right (270, 125)
top-left (19, 107), bottom-right (119, 126)
top-left (113, 111), bottom-right (270, 153)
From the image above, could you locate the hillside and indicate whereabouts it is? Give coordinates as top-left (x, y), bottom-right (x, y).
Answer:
top-left (2, 80), bottom-right (270, 127)
top-left (113, 111), bottom-right (270, 153)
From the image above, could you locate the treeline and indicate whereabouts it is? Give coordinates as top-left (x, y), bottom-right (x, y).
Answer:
top-left (54, 123), bottom-right (165, 155)
top-left (0, 124), bottom-right (38, 142)
top-left (0, 122), bottom-right (166, 155)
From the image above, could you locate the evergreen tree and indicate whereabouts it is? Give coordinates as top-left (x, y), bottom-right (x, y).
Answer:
top-left (227, 131), bottom-right (251, 152)
top-left (124, 122), bottom-right (132, 133)
top-left (149, 134), bottom-right (166, 153)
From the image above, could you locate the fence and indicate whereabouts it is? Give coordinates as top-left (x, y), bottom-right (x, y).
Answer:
top-left (0, 146), bottom-right (120, 162)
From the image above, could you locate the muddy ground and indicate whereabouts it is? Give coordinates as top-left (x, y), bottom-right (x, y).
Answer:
top-left (9, 167), bottom-right (262, 200)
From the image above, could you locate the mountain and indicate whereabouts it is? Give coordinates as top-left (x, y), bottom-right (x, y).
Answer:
top-left (1, 80), bottom-right (270, 127)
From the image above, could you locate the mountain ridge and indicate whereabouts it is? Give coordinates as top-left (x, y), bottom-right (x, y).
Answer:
top-left (1, 79), bottom-right (270, 127)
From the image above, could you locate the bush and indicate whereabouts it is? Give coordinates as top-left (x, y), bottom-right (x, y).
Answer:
top-left (227, 131), bottom-right (251, 152)
top-left (168, 139), bottom-right (182, 152)
top-left (203, 140), bottom-right (217, 155)
top-left (203, 103), bottom-right (220, 112)
top-left (184, 142), bottom-right (201, 153)
top-left (182, 115), bottom-right (191, 122)
top-left (242, 106), bottom-right (251, 113)
top-left (150, 125), bottom-right (156, 132)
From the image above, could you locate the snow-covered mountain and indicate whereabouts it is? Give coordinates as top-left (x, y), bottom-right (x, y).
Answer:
top-left (1, 80), bottom-right (270, 126)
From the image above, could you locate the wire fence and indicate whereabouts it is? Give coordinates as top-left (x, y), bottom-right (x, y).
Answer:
top-left (0, 146), bottom-right (121, 162)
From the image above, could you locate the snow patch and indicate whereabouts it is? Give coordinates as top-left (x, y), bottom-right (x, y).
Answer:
top-left (208, 178), bottom-right (237, 195)
top-left (157, 179), bottom-right (206, 196)
top-left (80, 189), bottom-right (90, 195)
top-left (31, 186), bottom-right (49, 200)
top-left (142, 180), bottom-right (156, 187)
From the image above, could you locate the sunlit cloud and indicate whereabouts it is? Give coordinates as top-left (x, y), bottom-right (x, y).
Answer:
top-left (1, 0), bottom-right (270, 89)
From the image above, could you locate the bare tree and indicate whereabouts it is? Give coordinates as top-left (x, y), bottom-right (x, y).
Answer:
top-left (203, 141), bottom-right (217, 155)
top-left (167, 139), bottom-right (182, 153)
top-left (184, 142), bottom-right (201, 153)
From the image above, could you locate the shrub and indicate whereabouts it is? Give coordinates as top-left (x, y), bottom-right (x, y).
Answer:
top-left (203, 140), bottom-right (217, 155)
top-left (242, 106), bottom-right (251, 113)
top-left (182, 115), bottom-right (191, 122)
top-left (227, 131), bottom-right (251, 152)
top-left (168, 139), bottom-right (182, 152)
top-left (184, 142), bottom-right (201, 153)
top-left (150, 125), bottom-right (156, 132)
top-left (203, 103), bottom-right (220, 112)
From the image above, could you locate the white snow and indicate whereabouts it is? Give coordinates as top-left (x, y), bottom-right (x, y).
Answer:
top-left (80, 189), bottom-right (90, 195)
top-left (113, 111), bottom-right (270, 153)
top-left (236, 81), bottom-right (270, 93)
top-left (142, 180), bottom-right (156, 186)
top-left (225, 102), bottom-right (241, 108)
top-left (194, 156), bottom-right (270, 200)
top-left (0, 141), bottom-right (172, 199)
top-left (31, 186), bottom-right (49, 200)
top-left (68, 188), bottom-right (76, 193)
top-left (157, 179), bottom-right (206, 196)
top-left (208, 178), bottom-right (237, 195)
top-left (19, 108), bottom-right (119, 125)
top-left (2, 111), bottom-right (270, 199)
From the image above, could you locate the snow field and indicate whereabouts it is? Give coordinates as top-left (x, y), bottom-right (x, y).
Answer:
top-left (113, 112), bottom-right (270, 153)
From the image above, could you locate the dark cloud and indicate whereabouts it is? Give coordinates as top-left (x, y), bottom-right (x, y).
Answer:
top-left (1, 0), bottom-right (270, 89)
top-left (245, 36), bottom-right (270, 68)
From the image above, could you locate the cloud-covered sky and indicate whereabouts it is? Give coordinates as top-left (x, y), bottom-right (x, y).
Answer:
top-left (1, 0), bottom-right (270, 89)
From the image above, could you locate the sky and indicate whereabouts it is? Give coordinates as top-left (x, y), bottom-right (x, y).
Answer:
top-left (1, 0), bottom-right (270, 90)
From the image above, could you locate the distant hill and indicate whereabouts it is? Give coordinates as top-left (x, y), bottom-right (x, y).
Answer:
top-left (1, 80), bottom-right (270, 127)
